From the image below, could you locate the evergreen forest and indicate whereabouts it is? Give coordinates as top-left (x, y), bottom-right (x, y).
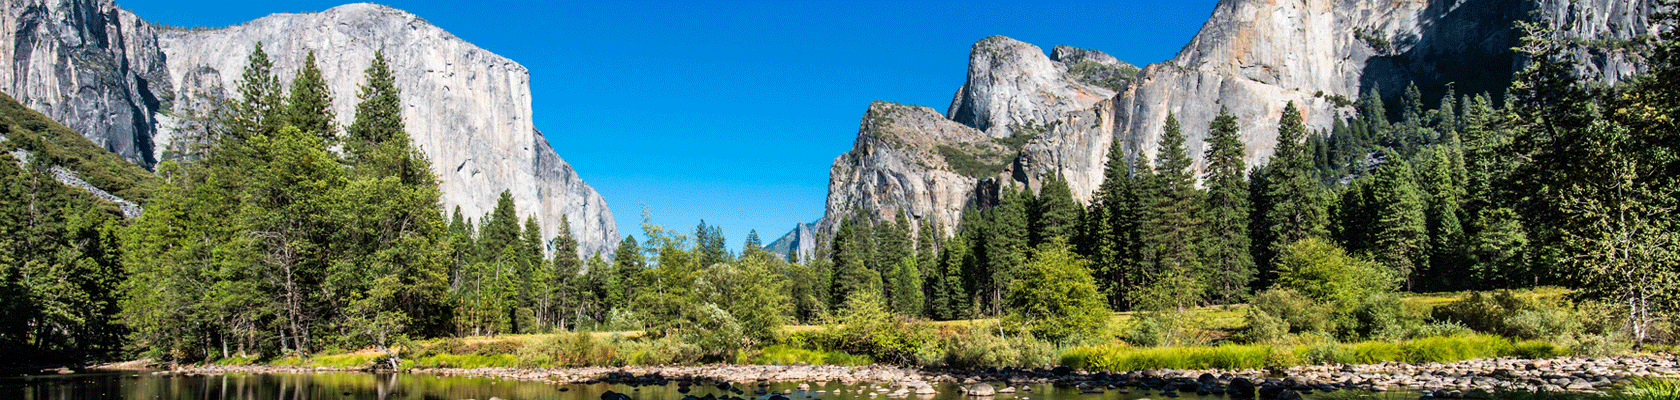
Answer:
top-left (1, 18), bottom-right (1678, 369)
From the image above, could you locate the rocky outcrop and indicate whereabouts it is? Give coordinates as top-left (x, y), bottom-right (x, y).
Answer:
top-left (820, 101), bottom-right (1001, 239)
top-left (0, 1), bottom-right (617, 257)
top-left (946, 36), bottom-right (1115, 139)
top-left (764, 221), bottom-right (818, 261)
top-left (0, 0), bottom-right (169, 169)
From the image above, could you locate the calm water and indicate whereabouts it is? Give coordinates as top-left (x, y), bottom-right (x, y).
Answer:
top-left (0, 371), bottom-right (1421, 400)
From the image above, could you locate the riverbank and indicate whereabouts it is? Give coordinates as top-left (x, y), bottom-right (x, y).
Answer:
top-left (155, 354), bottom-right (1679, 396)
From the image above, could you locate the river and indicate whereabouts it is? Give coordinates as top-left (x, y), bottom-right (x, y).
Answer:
top-left (0, 370), bottom-right (1425, 400)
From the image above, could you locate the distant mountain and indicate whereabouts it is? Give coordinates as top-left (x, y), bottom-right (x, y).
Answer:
top-left (0, 0), bottom-right (617, 257)
top-left (763, 221), bottom-right (819, 261)
top-left (817, 0), bottom-right (1656, 243)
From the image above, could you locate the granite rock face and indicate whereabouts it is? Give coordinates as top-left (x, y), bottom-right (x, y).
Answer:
top-left (946, 36), bottom-right (1115, 139)
top-left (0, 0), bottom-right (169, 169)
top-left (819, 0), bottom-right (1658, 245)
top-left (820, 101), bottom-right (1000, 240)
top-left (1, 1), bottom-right (617, 257)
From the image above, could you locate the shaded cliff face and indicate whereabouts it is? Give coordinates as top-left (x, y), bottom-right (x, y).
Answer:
top-left (0, 1), bottom-right (618, 258)
top-left (0, 0), bottom-right (169, 169)
top-left (819, 0), bottom-right (1657, 245)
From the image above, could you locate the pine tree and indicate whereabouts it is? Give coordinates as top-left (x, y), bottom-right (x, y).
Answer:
top-left (345, 51), bottom-right (403, 162)
top-left (694, 220), bottom-right (729, 267)
top-left (1264, 102), bottom-right (1330, 266)
top-left (549, 216), bottom-right (580, 330)
top-left (1031, 173), bottom-right (1080, 246)
top-left (1139, 113), bottom-right (1204, 310)
top-left (985, 183), bottom-right (1030, 315)
top-left (1085, 136), bottom-right (1138, 310)
top-left (830, 215), bottom-right (880, 310)
top-left (1201, 107), bottom-right (1255, 304)
top-left (916, 217), bottom-right (939, 279)
top-left (930, 234), bottom-right (972, 320)
top-left (875, 210), bottom-right (912, 288)
top-left (1369, 150), bottom-right (1428, 290)
top-left (608, 235), bottom-right (642, 312)
top-left (223, 42), bottom-right (285, 144)
top-left (285, 50), bottom-right (336, 143)
top-left (479, 190), bottom-right (522, 261)
top-left (888, 256), bottom-right (923, 316)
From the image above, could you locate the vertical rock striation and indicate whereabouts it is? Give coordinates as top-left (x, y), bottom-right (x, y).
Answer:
top-left (0, 1), bottom-right (618, 257)
top-left (0, 0), bottom-right (169, 169)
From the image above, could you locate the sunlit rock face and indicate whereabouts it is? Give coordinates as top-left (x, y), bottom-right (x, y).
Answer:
top-left (1, 1), bottom-right (618, 257)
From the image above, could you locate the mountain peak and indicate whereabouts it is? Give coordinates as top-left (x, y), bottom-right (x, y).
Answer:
top-left (946, 36), bottom-right (1115, 138)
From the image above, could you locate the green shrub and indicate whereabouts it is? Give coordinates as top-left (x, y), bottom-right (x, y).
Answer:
top-left (515, 332), bottom-right (615, 368)
top-left (1124, 314), bottom-right (1167, 347)
top-left (1264, 346), bottom-right (1300, 371)
top-left (1010, 335), bottom-right (1059, 367)
top-left (1562, 333), bottom-right (1631, 357)
top-left (1509, 340), bottom-right (1569, 359)
top-left (1504, 308), bottom-right (1584, 341)
top-left (1433, 291), bottom-right (1530, 334)
top-left (610, 335), bottom-right (700, 366)
top-left (1242, 308), bottom-right (1291, 344)
top-left (1303, 342), bottom-right (1351, 365)
top-left (1062, 344), bottom-right (1273, 371)
top-left (1355, 291), bottom-right (1429, 341)
top-left (1251, 288), bottom-right (1336, 335)
top-left (942, 328), bottom-right (1014, 368)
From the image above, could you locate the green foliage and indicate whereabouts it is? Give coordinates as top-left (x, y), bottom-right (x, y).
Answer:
top-left (1003, 239), bottom-right (1109, 343)
top-left (284, 51), bottom-right (336, 142)
top-left (940, 325), bottom-right (1058, 368)
top-left (1509, 340), bottom-right (1569, 359)
top-left (1065, 60), bottom-right (1136, 92)
top-left (0, 92), bottom-right (159, 202)
top-left (1607, 378), bottom-right (1680, 400)
top-left (1274, 237), bottom-right (1395, 307)
top-left (1061, 343), bottom-right (1273, 371)
top-left (1202, 106), bottom-right (1256, 304)
top-left (1263, 102), bottom-right (1332, 262)
top-left (1030, 173), bottom-right (1080, 246)
top-left (1367, 151), bottom-right (1429, 289)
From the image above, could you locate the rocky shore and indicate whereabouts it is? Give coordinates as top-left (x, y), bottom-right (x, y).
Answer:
top-left (159, 355), bottom-right (1678, 399)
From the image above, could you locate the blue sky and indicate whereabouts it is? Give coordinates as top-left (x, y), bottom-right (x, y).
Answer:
top-left (120, 0), bottom-right (1218, 251)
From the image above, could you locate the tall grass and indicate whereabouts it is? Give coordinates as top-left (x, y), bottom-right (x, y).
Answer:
top-left (1608, 379), bottom-right (1680, 400)
top-left (1061, 343), bottom-right (1274, 371)
top-left (749, 345), bottom-right (871, 366)
top-left (1062, 333), bottom-right (1524, 371)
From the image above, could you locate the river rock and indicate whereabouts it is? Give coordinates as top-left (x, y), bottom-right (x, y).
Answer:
top-left (964, 383), bottom-right (996, 396)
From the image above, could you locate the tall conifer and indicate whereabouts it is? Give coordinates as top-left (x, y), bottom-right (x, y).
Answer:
top-left (1201, 107), bottom-right (1255, 304)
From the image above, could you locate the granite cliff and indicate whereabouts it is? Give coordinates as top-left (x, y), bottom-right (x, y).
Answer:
top-left (0, 0), bottom-right (617, 257)
top-left (815, 0), bottom-right (1657, 245)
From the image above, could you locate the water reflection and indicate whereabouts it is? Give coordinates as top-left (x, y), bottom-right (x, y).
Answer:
top-left (0, 371), bottom-right (1422, 400)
